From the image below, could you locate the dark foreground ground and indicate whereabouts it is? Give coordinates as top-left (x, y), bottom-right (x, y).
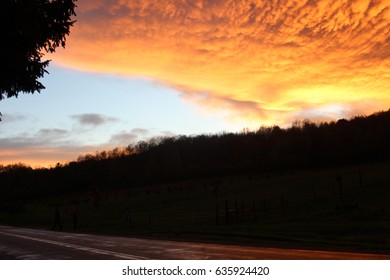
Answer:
top-left (1, 161), bottom-right (390, 255)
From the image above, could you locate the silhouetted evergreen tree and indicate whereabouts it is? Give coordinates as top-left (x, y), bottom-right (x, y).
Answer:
top-left (0, 0), bottom-right (76, 102)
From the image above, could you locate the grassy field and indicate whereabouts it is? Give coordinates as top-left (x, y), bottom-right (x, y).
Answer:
top-left (1, 161), bottom-right (390, 253)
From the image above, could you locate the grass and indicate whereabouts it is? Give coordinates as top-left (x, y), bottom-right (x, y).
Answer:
top-left (1, 161), bottom-right (390, 253)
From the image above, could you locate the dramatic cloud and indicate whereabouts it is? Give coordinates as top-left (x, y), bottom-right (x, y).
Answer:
top-left (70, 113), bottom-right (118, 126)
top-left (51, 0), bottom-right (389, 126)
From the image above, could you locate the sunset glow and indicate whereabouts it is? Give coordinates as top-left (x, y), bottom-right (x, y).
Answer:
top-left (1, 0), bottom-right (389, 167)
top-left (53, 0), bottom-right (390, 125)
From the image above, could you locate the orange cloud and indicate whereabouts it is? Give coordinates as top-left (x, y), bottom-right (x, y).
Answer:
top-left (51, 0), bottom-right (390, 127)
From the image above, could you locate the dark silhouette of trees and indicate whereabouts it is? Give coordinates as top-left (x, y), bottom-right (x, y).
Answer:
top-left (1, 109), bottom-right (390, 200)
top-left (0, 0), bottom-right (76, 102)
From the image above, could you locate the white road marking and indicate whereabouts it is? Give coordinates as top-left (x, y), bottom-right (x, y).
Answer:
top-left (0, 231), bottom-right (149, 260)
top-left (1, 226), bottom-right (389, 259)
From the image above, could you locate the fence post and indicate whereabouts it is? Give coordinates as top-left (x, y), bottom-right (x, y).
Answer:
top-left (148, 210), bottom-right (151, 225)
top-left (252, 200), bottom-right (257, 222)
top-left (235, 202), bottom-right (239, 224)
top-left (241, 201), bottom-right (245, 221)
top-left (215, 204), bottom-right (219, 226)
top-left (336, 175), bottom-right (344, 206)
top-left (280, 195), bottom-right (286, 216)
top-left (225, 201), bottom-right (229, 225)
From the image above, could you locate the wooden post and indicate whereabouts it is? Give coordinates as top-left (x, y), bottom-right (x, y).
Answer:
top-left (215, 204), bottom-right (219, 226)
top-left (252, 200), bottom-right (257, 222)
top-left (235, 202), bottom-right (239, 224)
top-left (213, 186), bottom-right (219, 226)
top-left (148, 210), bottom-right (151, 225)
top-left (241, 201), bottom-right (245, 221)
top-left (336, 175), bottom-right (344, 206)
top-left (280, 195), bottom-right (286, 216)
top-left (225, 201), bottom-right (229, 225)
top-left (126, 207), bottom-right (133, 229)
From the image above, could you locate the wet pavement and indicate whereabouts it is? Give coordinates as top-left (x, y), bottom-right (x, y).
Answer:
top-left (0, 225), bottom-right (389, 260)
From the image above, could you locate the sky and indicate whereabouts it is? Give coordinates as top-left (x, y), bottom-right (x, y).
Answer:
top-left (1, 0), bottom-right (389, 168)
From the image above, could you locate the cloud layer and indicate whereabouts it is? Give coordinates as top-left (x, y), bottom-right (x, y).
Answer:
top-left (1, 113), bottom-right (130, 167)
top-left (71, 113), bottom-right (118, 126)
top-left (51, 0), bottom-right (389, 126)
top-left (0, 111), bottom-right (175, 167)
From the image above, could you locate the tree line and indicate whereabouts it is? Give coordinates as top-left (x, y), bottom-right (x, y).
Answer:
top-left (1, 109), bottom-right (390, 202)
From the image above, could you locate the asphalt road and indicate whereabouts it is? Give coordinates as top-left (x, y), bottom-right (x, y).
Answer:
top-left (0, 225), bottom-right (389, 260)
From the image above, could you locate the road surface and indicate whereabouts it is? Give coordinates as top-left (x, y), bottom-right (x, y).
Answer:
top-left (0, 225), bottom-right (389, 260)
